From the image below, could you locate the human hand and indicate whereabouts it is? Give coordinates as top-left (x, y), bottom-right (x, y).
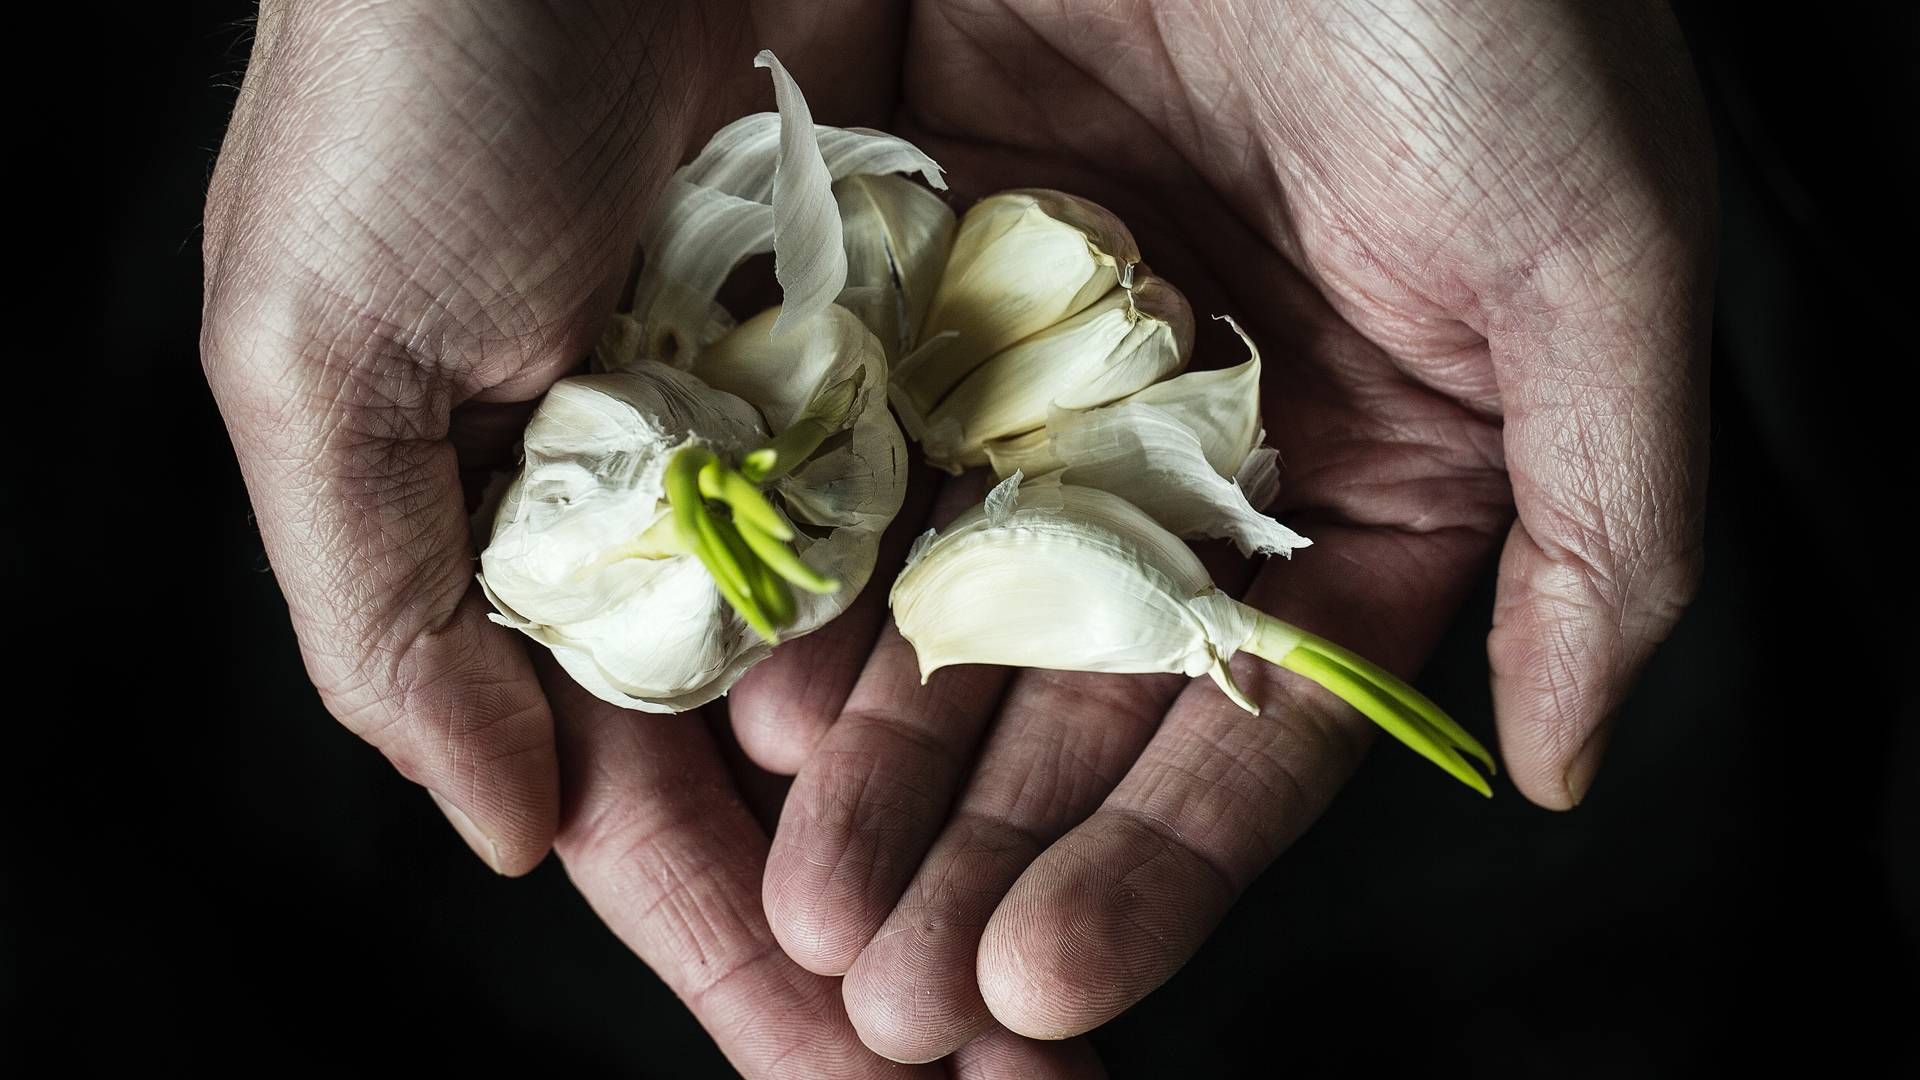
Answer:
top-left (732, 0), bottom-right (1713, 1060)
top-left (203, 2), bottom-right (1106, 1073)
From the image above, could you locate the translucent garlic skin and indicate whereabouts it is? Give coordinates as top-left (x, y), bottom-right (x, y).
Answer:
top-left (604, 51), bottom-right (948, 374)
top-left (982, 316), bottom-right (1311, 558)
top-left (834, 173), bottom-right (955, 363)
top-left (479, 306), bottom-right (903, 714)
top-left (890, 473), bottom-right (1259, 710)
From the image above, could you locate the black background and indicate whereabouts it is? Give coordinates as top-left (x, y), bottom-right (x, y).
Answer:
top-left (12, 2), bottom-right (1915, 1074)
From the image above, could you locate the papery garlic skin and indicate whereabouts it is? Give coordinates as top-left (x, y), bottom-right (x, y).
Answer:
top-left (983, 316), bottom-right (1310, 558)
top-left (898, 190), bottom-right (1144, 420)
top-left (834, 173), bottom-right (955, 363)
top-left (891, 473), bottom-right (1260, 710)
top-left (602, 51), bottom-right (947, 373)
top-left (914, 273), bottom-right (1193, 470)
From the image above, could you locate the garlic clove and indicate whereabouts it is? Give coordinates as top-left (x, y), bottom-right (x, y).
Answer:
top-left (696, 303), bottom-right (906, 632)
top-left (918, 272), bottom-right (1193, 471)
top-left (891, 473), bottom-right (1494, 795)
top-left (891, 472), bottom-right (1258, 709)
top-left (900, 190), bottom-right (1143, 420)
top-left (982, 426), bottom-right (1062, 478)
top-left (476, 364), bottom-right (774, 709)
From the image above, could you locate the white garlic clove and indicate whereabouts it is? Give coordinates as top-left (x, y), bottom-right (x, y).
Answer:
top-left (890, 473), bottom-right (1495, 794)
top-left (916, 272), bottom-right (1193, 471)
top-left (890, 472), bottom-right (1259, 710)
top-left (899, 190), bottom-right (1143, 420)
top-left (477, 364), bottom-right (773, 710)
top-left (695, 303), bottom-right (907, 626)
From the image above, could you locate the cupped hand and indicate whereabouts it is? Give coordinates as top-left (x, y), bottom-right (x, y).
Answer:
top-left (203, 1), bottom-right (1104, 1074)
top-left (733, 0), bottom-right (1713, 1061)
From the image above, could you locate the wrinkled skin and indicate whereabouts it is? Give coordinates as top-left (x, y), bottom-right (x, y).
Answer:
top-left (203, 0), bottom-right (1710, 1074)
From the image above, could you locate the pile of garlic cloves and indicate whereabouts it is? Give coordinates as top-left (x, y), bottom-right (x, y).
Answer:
top-left (474, 51), bottom-right (1494, 795)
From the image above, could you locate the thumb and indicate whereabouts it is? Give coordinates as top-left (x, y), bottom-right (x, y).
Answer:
top-left (1484, 224), bottom-right (1713, 809)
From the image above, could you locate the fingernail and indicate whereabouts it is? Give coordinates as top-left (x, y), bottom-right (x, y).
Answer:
top-left (429, 790), bottom-right (504, 873)
top-left (1562, 717), bottom-right (1616, 808)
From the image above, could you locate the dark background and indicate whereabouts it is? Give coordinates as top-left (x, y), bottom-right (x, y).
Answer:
top-left (13, 2), bottom-right (1914, 1074)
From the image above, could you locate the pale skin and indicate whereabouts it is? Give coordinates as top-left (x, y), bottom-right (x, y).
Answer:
top-left (203, 1), bottom-right (1711, 1075)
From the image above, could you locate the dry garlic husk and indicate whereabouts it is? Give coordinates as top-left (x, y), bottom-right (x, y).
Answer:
top-left (911, 273), bottom-right (1193, 470)
top-left (893, 189), bottom-right (1146, 434)
top-left (481, 305), bottom-right (898, 712)
top-left (599, 50), bottom-right (949, 373)
top-left (834, 173), bottom-right (955, 363)
top-left (892, 473), bottom-right (1497, 796)
top-left (983, 316), bottom-right (1310, 557)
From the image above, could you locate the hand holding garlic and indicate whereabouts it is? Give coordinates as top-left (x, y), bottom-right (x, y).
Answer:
top-left (204, 2), bottom-right (1716, 1071)
top-left (744, 3), bottom-right (1711, 1061)
top-left (473, 49), bottom-right (1487, 795)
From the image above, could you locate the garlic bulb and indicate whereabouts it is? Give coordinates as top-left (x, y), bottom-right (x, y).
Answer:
top-left (984, 316), bottom-right (1310, 557)
top-left (481, 305), bottom-right (897, 712)
top-left (479, 51), bottom-right (922, 713)
top-left (893, 473), bottom-right (1497, 795)
top-left (892, 189), bottom-right (1160, 458)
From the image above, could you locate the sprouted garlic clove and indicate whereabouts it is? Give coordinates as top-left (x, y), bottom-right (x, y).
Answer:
top-left (891, 474), bottom-right (1495, 796)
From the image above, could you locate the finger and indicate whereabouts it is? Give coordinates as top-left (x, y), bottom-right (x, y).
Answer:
top-left (1485, 228), bottom-right (1712, 808)
top-left (840, 668), bottom-right (1181, 1061)
top-left (201, 1), bottom-right (717, 874)
top-left (207, 349), bottom-right (560, 873)
top-left (977, 521), bottom-right (1498, 1039)
top-left (951, 1027), bottom-right (1107, 1080)
top-left (762, 473), bottom-right (1006, 976)
top-left (546, 664), bottom-right (938, 1079)
top-left (841, 541), bottom-right (1255, 1063)
top-left (727, 460), bottom-right (942, 774)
